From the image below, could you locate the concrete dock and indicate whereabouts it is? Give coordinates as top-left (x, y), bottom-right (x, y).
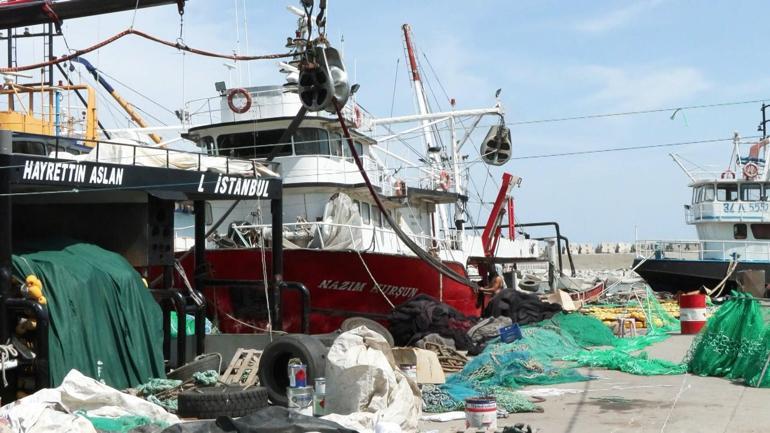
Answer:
top-left (419, 335), bottom-right (770, 433)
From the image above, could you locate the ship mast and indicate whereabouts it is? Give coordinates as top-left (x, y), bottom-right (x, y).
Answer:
top-left (401, 23), bottom-right (458, 248)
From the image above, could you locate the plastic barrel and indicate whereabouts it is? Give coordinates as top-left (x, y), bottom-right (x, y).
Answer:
top-left (679, 293), bottom-right (707, 334)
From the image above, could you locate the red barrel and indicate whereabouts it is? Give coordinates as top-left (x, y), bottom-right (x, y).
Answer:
top-left (679, 293), bottom-right (707, 334)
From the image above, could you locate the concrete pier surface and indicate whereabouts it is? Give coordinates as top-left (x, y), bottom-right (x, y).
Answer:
top-left (418, 334), bottom-right (770, 433)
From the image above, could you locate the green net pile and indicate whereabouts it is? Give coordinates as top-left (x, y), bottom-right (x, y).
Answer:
top-left (79, 414), bottom-right (169, 433)
top-left (686, 292), bottom-right (770, 386)
top-left (422, 299), bottom-right (684, 413)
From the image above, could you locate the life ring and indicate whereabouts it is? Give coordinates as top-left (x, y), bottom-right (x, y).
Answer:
top-left (439, 170), bottom-right (451, 191)
top-left (720, 170), bottom-right (735, 179)
top-left (227, 88), bottom-right (252, 114)
top-left (743, 163), bottom-right (759, 179)
top-left (353, 106), bottom-right (363, 129)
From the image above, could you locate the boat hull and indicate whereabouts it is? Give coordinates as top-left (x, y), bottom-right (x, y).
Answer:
top-left (633, 257), bottom-right (770, 293)
top-left (187, 248), bottom-right (479, 333)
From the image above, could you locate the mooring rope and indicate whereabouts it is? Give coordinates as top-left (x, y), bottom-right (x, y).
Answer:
top-left (0, 28), bottom-right (294, 73)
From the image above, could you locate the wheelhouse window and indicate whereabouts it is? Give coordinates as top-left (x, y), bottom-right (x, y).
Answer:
top-left (361, 202), bottom-right (371, 224)
top-left (216, 129), bottom-right (290, 159)
top-left (330, 132), bottom-right (343, 157)
top-left (372, 205), bottom-right (382, 227)
top-left (717, 184), bottom-right (738, 202)
top-left (293, 128), bottom-right (330, 156)
top-left (13, 140), bottom-right (46, 155)
top-left (741, 183), bottom-right (762, 201)
top-left (751, 224), bottom-right (770, 239)
top-left (734, 223), bottom-right (747, 240)
top-left (702, 184), bottom-right (715, 201)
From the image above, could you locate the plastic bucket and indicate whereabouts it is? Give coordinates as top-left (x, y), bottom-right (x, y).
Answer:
top-left (679, 293), bottom-right (707, 334)
top-left (287, 386), bottom-right (314, 416)
top-left (465, 397), bottom-right (497, 429)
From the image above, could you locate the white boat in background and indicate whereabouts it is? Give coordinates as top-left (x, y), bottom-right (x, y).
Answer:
top-left (635, 116), bottom-right (770, 294)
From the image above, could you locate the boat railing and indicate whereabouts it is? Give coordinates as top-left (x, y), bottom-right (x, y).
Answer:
top-left (635, 239), bottom-right (770, 262)
top-left (230, 221), bottom-right (454, 255)
top-left (42, 136), bottom-right (278, 176)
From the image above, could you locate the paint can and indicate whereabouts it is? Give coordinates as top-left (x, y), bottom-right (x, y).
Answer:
top-left (465, 397), bottom-right (497, 429)
top-left (399, 364), bottom-right (417, 382)
top-left (287, 386), bottom-right (314, 416)
top-left (313, 377), bottom-right (326, 416)
top-left (679, 293), bottom-right (707, 334)
top-left (288, 362), bottom-right (307, 388)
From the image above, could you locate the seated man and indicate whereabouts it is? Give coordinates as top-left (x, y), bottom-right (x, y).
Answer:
top-left (480, 270), bottom-right (504, 296)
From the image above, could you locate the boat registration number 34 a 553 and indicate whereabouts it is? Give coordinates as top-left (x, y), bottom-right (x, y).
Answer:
top-left (722, 202), bottom-right (769, 213)
top-left (317, 279), bottom-right (419, 298)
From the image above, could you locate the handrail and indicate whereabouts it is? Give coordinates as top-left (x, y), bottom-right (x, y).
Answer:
top-left (636, 238), bottom-right (770, 262)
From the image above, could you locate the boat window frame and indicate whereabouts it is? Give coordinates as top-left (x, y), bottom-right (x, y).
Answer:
top-left (330, 132), bottom-right (343, 157)
top-left (372, 204), bottom-right (382, 227)
top-left (702, 184), bottom-right (715, 202)
top-left (751, 223), bottom-right (770, 239)
top-left (734, 223), bottom-right (748, 240)
top-left (717, 184), bottom-right (739, 202)
top-left (741, 183), bottom-right (762, 202)
top-left (215, 129), bottom-right (292, 159)
top-left (293, 128), bottom-right (331, 156)
top-left (361, 202), bottom-right (371, 225)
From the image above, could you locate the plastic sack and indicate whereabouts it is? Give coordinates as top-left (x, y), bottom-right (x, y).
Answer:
top-left (323, 326), bottom-right (421, 433)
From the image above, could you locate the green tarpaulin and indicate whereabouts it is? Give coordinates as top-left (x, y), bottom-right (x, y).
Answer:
top-left (12, 242), bottom-right (165, 388)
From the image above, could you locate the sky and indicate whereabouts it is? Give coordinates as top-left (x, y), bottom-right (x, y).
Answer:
top-left (7, 0), bottom-right (770, 243)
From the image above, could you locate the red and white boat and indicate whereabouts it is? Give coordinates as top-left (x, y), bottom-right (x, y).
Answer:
top-left (173, 15), bottom-right (542, 333)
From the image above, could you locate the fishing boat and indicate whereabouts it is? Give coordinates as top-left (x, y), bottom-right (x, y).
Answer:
top-left (174, 15), bottom-right (550, 333)
top-left (635, 111), bottom-right (770, 294)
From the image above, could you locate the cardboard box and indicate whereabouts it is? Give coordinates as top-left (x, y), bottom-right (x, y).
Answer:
top-left (392, 347), bottom-right (446, 384)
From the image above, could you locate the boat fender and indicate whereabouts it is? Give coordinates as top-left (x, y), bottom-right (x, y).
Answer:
top-left (743, 162), bottom-right (759, 179)
top-left (257, 334), bottom-right (328, 406)
top-left (227, 88), bottom-right (252, 114)
top-left (354, 105), bottom-right (363, 128)
top-left (439, 170), bottom-right (451, 191)
top-left (720, 170), bottom-right (735, 179)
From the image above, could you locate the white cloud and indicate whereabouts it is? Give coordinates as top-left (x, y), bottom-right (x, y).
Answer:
top-left (575, 0), bottom-right (661, 33)
top-left (575, 65), bottom-right (711, 111)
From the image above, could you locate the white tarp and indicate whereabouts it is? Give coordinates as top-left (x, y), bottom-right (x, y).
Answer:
top-left (309, 193), bottom-right (363, 250)
top-left (322, 326), bottom-right (421, 433)
top-left (0, 369), bottom-right (178, 433)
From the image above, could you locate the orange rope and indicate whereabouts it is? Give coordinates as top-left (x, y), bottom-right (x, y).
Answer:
top-left (0, 28), bottom-right (294, 73)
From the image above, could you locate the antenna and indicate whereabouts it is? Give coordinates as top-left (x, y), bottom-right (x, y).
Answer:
top-left (759, 103), bottom-right (769, 139)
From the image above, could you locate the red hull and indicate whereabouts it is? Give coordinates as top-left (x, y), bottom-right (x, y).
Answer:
top-left (187, 249), bottom-right (479, 333)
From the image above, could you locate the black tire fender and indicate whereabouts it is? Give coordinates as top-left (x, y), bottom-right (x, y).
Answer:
top-left (177, 385), bottom-right (269, 419)
top-left (257, 334), bottom-right (328, 406)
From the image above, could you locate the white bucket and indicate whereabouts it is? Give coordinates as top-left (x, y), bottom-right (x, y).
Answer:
top-left (287, 386), bottom-right (314, 416)
top-left (465, 397), bottom-right (497, 429)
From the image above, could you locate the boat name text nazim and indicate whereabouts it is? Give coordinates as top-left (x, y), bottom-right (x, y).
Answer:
top-left (21, 160), bottom-right (124, 185)
top-left (317, 279), bottom-right (419, 298)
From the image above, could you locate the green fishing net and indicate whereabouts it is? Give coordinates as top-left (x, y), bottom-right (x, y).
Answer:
top-left (687, 292), bottom-right (770, 386)
top-left (423, 294), bottom-right (685, 413)
top-left (77, 413), bottom-right (169, 433)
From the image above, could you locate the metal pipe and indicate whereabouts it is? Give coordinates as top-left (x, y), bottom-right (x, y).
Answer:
top-left (0, 130), bottom-right (11, 345)
top-left (271, 196), bottom-right (284, 331)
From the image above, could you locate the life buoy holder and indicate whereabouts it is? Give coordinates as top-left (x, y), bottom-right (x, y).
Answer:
top-left (720, 170), bottom-right (735, 179)
top-left (394, 179), bottom-right (407, 196)
top-left (439, 170), bottom-right (451, 191)
top-left (743, 163), bottom-right (759, 179)
top-left (227, 88), bottom-right (252, 114)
